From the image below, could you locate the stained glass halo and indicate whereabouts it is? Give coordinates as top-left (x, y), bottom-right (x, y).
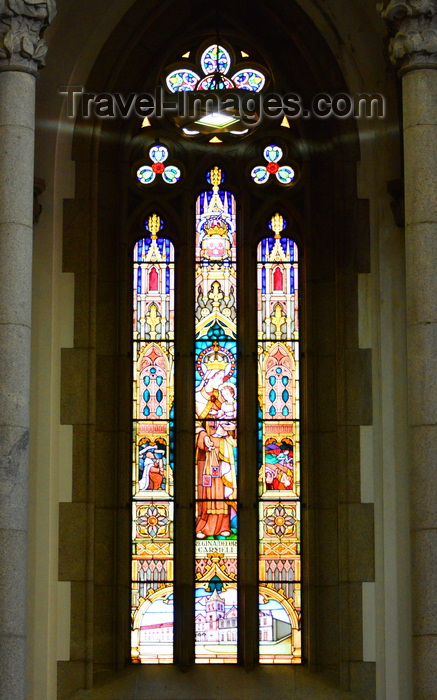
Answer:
top-left (196, 342), bottom-right (236, 382)
top-left (162, 39), bottom-right (269, 141)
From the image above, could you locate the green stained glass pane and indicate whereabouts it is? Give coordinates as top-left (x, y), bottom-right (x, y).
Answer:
top-left (276, 165), bottom-right (295, 185)
top-left (162, 165), bottom-right (181, 184)
top-left (251, 165), bottom-right (269, 184)
top-left (264, 145), bottom-right (283, 163)
top-left (137, 165), bottom-right (155, 184)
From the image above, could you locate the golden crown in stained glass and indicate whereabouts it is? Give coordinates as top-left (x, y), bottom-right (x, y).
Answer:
top-left (203, 342), bottom-right (229, 371)
top-left (204, 219), bottom-right (229, 238)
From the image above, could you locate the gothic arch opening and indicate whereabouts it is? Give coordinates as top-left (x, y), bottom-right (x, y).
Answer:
top-left (59, 1), bottom-right (374, 696)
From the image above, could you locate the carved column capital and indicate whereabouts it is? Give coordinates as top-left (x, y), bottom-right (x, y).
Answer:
top-left (378, 0), bottom-right (437, 72)
top-left (0, 0), bottom-right (56, 74)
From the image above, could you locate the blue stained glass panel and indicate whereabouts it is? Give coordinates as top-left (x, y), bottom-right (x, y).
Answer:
top-left (166, 68), bottom-right (201, 92)
top-left (231, 69), bottom-right (266, 92)
top-left (200, 44), bottom-right (231, 76)
top-left (195, 340), bottom-right (237, 387)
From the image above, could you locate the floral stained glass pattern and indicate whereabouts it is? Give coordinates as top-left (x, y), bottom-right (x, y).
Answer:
top-left (257, 214), bottom-right (301, 664)
top-left (131, 214), bottom-right (175, 664)
top-left (251, 145), bottom-right (295, 186)
top-left (232, 68), bottom-right (266, 91)
top-left (194, 167), bottom-right (238, 663)
top-left (137, 145), bottom-right (181, 185)
top-left (166, 68), bottom-right (201, 92)
top-left (200, 44), bottom-right (232, 75)
top-left (165, 43), bottom-right (266, 94)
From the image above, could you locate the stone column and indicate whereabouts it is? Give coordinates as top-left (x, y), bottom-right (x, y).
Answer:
top-left (379, 2), bottom-right (437, 697)
top-left (0, 2), bottom-right (56, 698)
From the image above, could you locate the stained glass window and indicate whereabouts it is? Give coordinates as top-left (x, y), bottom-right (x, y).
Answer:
top-left (195, 167), bottom-right (238, 663)
top-left (165, 43), bottom-right (265, 93)
top-left (231, 68), bottom-right (265, 91)
top-left (251, 146), bottom-right (295, 186)
top-left (257, 213), bottom-right (301, 663)
top-left (131, 182), bottom-right (302, 666)
top-left (166, 68), bottom-right (201, 92)
top-left (131, 214), bottom-right (175, 664)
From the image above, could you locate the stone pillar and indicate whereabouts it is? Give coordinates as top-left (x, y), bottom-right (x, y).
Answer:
top-left (0, 2), bottom-right (56, 698)
top-left (379, 2), bottom-right (437, 697)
